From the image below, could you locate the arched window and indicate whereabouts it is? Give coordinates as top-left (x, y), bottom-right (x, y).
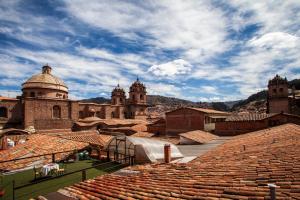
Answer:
top-left (0, 107), bottom-right (8, 118)
top-left (53, 105), bottom-right (61, 118)
top-left (30, 92), bottom-right (35, 97)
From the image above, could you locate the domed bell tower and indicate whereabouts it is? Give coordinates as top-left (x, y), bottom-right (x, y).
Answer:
top-left (127, 78), bottom-right (148, 119)
top-left (129, 78), bottom-right (147, 104)
top-left (111, 84), bottom-right (126, 105)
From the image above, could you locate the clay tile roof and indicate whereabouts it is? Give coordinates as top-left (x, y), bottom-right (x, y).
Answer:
top-left (38, 130), bottom-right (113, 147)
top-left (179, 130), bottom-right (218, 144)
top-left (57, 123), bottom-right (300, 199)
top-left (167, 107), bottom-right (229, 115)
top-left (131, 132), bottom-right (154, 138)
top-left (225, 113), bottom-right (277, 121)
top-left (0, 96), bottom-right (18, 101)
top-left (189, 107), bottom-right (229, 114)
top-left (0, 134), bottom-right (89, 171)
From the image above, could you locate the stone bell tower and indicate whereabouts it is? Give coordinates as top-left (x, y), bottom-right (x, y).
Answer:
top-left (267, 74), bottom-right (289, 113)
top-left (127, 78), bottom-right (148, 119)
top-left (111, 84), bottom-right (126, 105)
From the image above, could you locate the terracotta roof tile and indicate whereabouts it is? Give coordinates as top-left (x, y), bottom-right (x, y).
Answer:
top-left (43, 130), bottom-right (113, 147)
top-left (179, 130), bottom-right (218, 144)
top-left (58, 123), bottom-right (300, 199)
top-left (225, 113), bottom-right (278, 121)
top-left (0, 134), bottom-right (89, 171)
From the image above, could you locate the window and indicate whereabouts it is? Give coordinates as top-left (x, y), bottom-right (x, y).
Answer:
top-left (30, 92), bottom-right (35, 97)
top-left (120, 98), bottom-right (123, 103)
top-left (0, 107), bottom-right (8, 118)
top-left (79, 111), bottom-right (84, 119)
top-left (140, 94), bottom-right (143, 100)
top-left (96, 111), bottom-right (101, 118)
top-left (132, 94), bottom-right (135, 101)
top-left (111, 112), bottom-right (115, 118)
top-left (279, 88), bottom-right (283, 92)
top-left (273, 88), bottom-right (277, 93)
top-left (53, 105), bottom-right (61, 118)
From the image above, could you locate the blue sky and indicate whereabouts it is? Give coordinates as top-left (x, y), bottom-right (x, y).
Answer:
top-left (0, 0), bottom-right (299, 101)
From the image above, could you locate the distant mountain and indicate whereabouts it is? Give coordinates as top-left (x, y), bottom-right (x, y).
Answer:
top-left (288, 79), bottom-right (300, 90)
top-left (81, 97), bottom-right (110, 104)
top-left (147, 95), bottom-right (196, 107)
top-left (231, 90), bottom-right (267, 112)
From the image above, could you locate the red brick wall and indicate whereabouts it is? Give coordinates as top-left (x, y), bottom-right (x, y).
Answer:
top-left (215, 114), bottom-right (300, 136)
top-left (215, 121), bottom-right (267, 136)
top-left (147, 124), bottom-right (166, 135)
top-left (269, 99), bottom-right (289, 113)
top-left (0, 100), bottom-right (23, 129)
top-left (166, 108), bottom-right (204, 135)
top-left (24, 98), bottom-right (77, 130)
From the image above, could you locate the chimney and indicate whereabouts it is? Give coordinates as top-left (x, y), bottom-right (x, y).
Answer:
top-left (268, 183), bottom-right (277, 200)
top-left (164, 144), bottom-right (171, 163)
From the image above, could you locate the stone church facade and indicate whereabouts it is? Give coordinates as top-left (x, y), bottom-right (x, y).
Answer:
top-left (0, 65), bottom-right (148, 131)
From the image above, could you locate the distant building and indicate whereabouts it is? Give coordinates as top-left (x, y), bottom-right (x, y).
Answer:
top-left (0, 65), bottom-right (148, 131)
top-left (215, 113), bottom-right (300, 136)
top-left (267, 74), bottom-right (300, 114)
top-left (165, 107), bottom-right (229, 135)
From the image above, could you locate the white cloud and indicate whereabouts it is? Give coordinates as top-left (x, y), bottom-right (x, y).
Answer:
top-left (146, 82), bottom-right (182, 98)
top-left (148, 59), bottom-right (192, 77)
top-left (200, 86), bottom-right (218, 94)
top-left (64, 0), bottom-right (230, 61)
top-left (249, 32), bottom-right (299, 49)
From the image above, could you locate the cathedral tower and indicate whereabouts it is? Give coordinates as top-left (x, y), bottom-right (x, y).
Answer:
top-left (267, 74), bottom-right (289, 113)
top-left (111, 84), bottom-right (126, 105)
top-left (127, 78), bottom-right (148, 119)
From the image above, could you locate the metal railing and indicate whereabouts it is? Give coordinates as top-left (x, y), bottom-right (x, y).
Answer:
top-left (11, 154), bottom-right (135, 200)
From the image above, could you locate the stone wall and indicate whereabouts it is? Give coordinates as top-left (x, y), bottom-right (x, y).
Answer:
top-left (166, 108), bottom-right (204, 135)
top-left (0, 99), bottom-right (23, 129)
top-left (23, 98), bottom-right (78, 129)
top-left (269, 98), bottom-right (289, 113)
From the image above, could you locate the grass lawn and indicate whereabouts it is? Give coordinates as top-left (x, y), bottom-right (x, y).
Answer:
top-left (0, 159), bottom-right (125, 200)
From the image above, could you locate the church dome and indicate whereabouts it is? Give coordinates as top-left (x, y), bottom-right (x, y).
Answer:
top-left (111, 84), bottom-right (125, 96)
top-left (129, 78), bottom-right (146, 93)
top-left (22, 65), bottom-right (68, 93)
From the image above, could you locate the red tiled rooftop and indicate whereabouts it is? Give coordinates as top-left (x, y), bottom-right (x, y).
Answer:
top-left (0, 96), bottom-right (18, 101)
top-left (0, 134), bottom-right (89, 171)
top-left (59, 123), bottom-right (300, 199)
top-left (225, 113), bottom-right (278, 121)
top-left (179, 130), bottom-right (218, 144)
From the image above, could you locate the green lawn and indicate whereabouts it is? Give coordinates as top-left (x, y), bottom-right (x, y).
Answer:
top-left (0, 160), bottom-right (125, 200)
